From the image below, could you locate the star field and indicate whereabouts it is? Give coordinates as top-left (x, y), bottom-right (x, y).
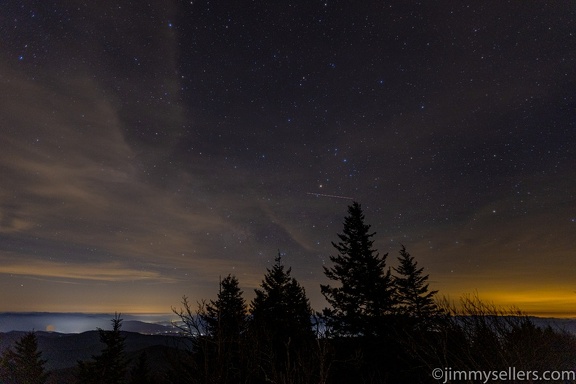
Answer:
top-left (1, 1), bottom-right (575, 315)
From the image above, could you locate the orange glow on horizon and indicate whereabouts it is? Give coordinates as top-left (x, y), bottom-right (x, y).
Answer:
top-left (443, 290), bottom-right (576, 318)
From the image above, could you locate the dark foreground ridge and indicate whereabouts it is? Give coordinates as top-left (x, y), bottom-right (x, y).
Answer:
top-left (0, 328), bottom-right (188, 384)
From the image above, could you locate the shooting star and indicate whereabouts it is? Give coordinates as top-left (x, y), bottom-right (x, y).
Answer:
top-left (306, 192), bottom-right (355, 201)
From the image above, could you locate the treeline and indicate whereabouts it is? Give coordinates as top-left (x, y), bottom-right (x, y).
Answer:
top-left (1, 202), bottom-right (575, 383)
top-left (168, 202), bottom-right (446, 383)
top-left (166, 202), bottom-right (576, 383)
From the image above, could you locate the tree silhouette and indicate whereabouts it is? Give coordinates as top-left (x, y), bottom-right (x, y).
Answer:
top-left (77, 314), bottom-right (128, 384)
top-left (203, 274), bottom-right (247, 344)
top-left (0, 331), bottom-right (49, 384)
top-left (250, 251), bottom-right (315, 382)
top-left (393, 245), bottom-right (440, 331)
top-left (200, 274), bottom-right (247, 383)
top-left (321, 202), bottom-right (395, 338)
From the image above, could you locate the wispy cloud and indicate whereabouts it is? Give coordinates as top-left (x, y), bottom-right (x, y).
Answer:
top-left (0, 259), bottom-right (175, 282)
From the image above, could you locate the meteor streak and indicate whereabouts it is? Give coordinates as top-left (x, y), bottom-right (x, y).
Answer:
top-left (306, 192), bottom-right (354, 201)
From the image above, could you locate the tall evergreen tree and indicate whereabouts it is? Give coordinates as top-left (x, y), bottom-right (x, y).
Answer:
top-left (250, 251), bottom-right (315, 382)
top-left (202, 274), bottom-right (247, 343)
top-left (201, 274), bottom-right (247, 384)
top-left (321, 202), bottom-right (395, 338)
top-left (77, 314), bottom-right (128, 384)
top-left (393, 245), bottom-right (440, 330)
top-left (251, 252), bottom-right (314, 341)
top-left (0, 332), bottom-right (49, 384)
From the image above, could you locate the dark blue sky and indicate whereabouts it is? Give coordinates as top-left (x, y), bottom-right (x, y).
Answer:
top-left (1, 1), bottom-right (575, 315)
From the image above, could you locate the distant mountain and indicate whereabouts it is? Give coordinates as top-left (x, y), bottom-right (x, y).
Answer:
top-left (530, 317), bottom-right (576, 334)
top-left (121, 320), bottom-right (180, 334)
top-left (0, 312), bottom-right (177, 333)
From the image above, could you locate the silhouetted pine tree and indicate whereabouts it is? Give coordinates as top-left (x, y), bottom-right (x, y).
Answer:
top-left (393, 245), bottom-right (440, 331)
top-left (0, 331), bottom-right (49, 384)
top-left (201, 274), bottom-right (247, 383)
top-left (203, 274), bottom-right (247, 343)
top-left (77, 314), bottom-right (128, 384)
top-left (250, 251), bottom-right (315, 383)
top-left (321, 202), bottom-right (395, 338)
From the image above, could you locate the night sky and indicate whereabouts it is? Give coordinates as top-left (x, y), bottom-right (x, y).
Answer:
top-left (1, 1), bottom-right (575, 316)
